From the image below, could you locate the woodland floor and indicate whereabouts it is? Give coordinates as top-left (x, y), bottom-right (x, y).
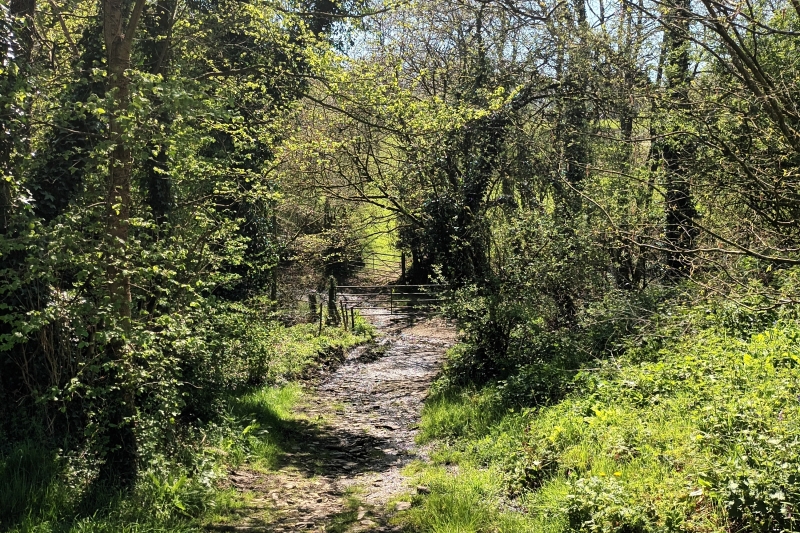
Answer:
top-left (208, 311), bottom-right (456, 532)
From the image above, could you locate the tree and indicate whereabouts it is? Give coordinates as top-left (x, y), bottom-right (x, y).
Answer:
top-left (97, 0), bottom-right (147, 484)
top-left (656, 0), bottom-right (698, 277)
top-left (287, 0), bottom-right (565, 282)
top-left (0, 0), bottom-right (342, 486)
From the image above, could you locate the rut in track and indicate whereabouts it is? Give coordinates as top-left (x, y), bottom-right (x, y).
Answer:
top-left (210, 313), bottom-right (456, 532)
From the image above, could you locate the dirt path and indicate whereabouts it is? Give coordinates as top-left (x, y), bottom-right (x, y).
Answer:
top-left (212, 312), bottom-right (456, 532)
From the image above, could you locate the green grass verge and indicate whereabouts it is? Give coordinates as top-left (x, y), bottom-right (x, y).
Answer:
top-left (263, 315), bottom-right (374, 380)
top-left (396, 318), bottom-right (800, 532)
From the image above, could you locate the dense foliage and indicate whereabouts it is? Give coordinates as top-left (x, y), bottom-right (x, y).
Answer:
top-left (0, 0), bottom-right (356, 499)
top-left (399, 300), bottom-right (800, 533)
top-left (3, 0), bottom-right (800, 530)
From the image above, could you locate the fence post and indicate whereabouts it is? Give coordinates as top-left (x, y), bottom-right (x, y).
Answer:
top-left (351, 307), bottom-right (355, 330)
top-left (308, 293), bottom-right (318, 323)
top-left (340, 302), bottom-right (346, 329)
top-left (326, 276), bottom-right (340, 325)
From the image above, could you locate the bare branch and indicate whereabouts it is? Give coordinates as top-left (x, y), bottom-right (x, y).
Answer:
top-left (46, 0), bottom-right (79, 59)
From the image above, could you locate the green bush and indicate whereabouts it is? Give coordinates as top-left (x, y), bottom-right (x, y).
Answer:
top-left (0, 311), bottom-right (373, 532)
top-left (564, 476), bottom-right (653, 533)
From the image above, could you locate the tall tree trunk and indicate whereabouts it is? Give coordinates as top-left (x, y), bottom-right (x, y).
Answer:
top-left (550, 0), bottom-right (591, 323)
top-left (104, 0), bottom-right (136, 327)
top-left (660, 0), bottom-right (698, 277)
top-left (561, 0), bottom-right (589, 207)
top-left (611, 5), bottom-right (648, 291)
top-left (100, 0), bottom-right (145, 486)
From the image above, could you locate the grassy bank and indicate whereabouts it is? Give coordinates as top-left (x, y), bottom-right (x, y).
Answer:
top-left (397, 308), bottom-right (800, 532)
top-left (0, 318), bottom-right (374, 533)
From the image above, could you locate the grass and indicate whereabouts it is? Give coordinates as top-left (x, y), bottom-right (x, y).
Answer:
top-left (395, 315), bottom-right (800, 533)
top-left (218, 382), bottom-right (305, 470)
top-left (416, 387), bottom-right (508, 443)
top-left (398, 462), bottom-right (533, 533)
top-left (0, 319), bottom-right (374, 533)
top-left (0, 382), bottom-right (300, 533)
top-left (266, 315), bottom-right (374, 380)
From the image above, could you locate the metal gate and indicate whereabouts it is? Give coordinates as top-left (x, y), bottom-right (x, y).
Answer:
top-left (336, 284), bottom-right (448, 317)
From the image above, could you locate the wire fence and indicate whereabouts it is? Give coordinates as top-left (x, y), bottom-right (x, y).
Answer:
top-left (297, 251), bottom-right (446, 332)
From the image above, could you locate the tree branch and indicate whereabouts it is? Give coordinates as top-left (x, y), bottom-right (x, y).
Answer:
top-left (46, 0), bottom-right (79, 59)
top-left (123, 0), bottom-right (147, 50)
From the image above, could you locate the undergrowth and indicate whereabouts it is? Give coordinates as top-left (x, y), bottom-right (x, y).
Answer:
top-left (398, 301), bottom-right (800, 533)
top-left (0, 317), bottom-right (374, 532)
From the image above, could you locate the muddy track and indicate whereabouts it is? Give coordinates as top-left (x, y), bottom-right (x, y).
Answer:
top-left (209, 311), bottom-right (456, 532)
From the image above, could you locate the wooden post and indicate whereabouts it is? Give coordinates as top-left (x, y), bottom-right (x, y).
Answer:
top-left (351, 307), bottom-right (355, 330)
top-left (340, 302), bottom-right (346, 329)
top-left (308, 293), bottom-right (318, 323)
top-left (401, 252), bottom-right (406, 284)
top-left (327, 275), bottom-right (339, 325)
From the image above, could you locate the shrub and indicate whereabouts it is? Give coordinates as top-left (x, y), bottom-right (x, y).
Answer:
top-left (565, 476), bottom-right (654, 533)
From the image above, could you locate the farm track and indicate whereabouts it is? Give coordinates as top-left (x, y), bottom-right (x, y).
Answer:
top-left (208, 311), bottom-right (456, 532)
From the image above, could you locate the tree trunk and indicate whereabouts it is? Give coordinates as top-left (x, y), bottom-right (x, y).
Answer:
top-left (611, 9), bottom-right (648, 291)
top-left (550, 0), bottom-right (590, 320)
top-left (660, 0), bottom-right (698, 277)
top-left (561, 0), bottom-right (590, 207)
top-left (103, 0), bottom-right (136, 315)
top-left (143, 0), bottom-right (176, 227)
top-left (99, 0), bottom-right (146, 486)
